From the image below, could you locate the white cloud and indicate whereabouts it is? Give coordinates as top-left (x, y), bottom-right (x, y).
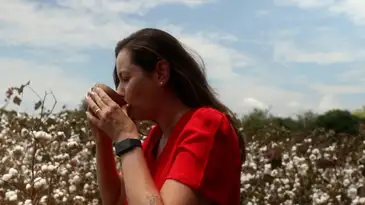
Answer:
top-left (311, 84), bottom-right (364, 95)
top-left (274, 0), bottom-right (335, 9)
top-left (0, 0), bottom-right (258, 115)
top-left (318, 94), bottom-right (342, 112)
top-left (329, 0), bottom-right (365, 25)
top-left (276, 0), bottom-right (365, 25)
top-left (338, 67), bottom-right (365, 83)
top-left (159, 26), bottom-right (251, 80)
top-left (0, 0), bottom-right (216, 48)
top-left (0, 1), bottom-right (139, 48)
top-left (273, 40), bottom-right (359, 64)
top-left (2, 0), bottom-right (359, 117)
top-left (57, 0), bottom-right (215, 15)
top-left (242, 98), bottom-right (268, 110)
top-left (213, 75), bottom-right (312, 116)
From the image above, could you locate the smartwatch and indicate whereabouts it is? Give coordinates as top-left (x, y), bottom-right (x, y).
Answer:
top-left (114, 138), bottom-right (142, 157)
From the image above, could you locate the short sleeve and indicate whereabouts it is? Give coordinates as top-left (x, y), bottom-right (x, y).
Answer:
top-left (165, 108), bottom-right (240, 204)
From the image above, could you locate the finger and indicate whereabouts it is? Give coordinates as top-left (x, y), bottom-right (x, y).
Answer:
top-left (88, 91), bottom-right (108, 110)
top-left (87, 107), bottom-right (98, 118)
top-left (122, 104), bottom-right (129, 116)
top-left (86, 96), bottom-right (102, 118)
top-left (86, 111), bottom-right (102, 129)
top-left (94, 87), bottom-right (119, 107)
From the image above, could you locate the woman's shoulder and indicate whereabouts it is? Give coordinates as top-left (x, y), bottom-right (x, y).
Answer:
top-left (193, 106), bottom-right (225, 117)
top-left (188, 106), bottom-right (230, 128)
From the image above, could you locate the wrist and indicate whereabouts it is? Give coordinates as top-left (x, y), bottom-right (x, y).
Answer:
top-left (115, 131), bottom-right (140, 143)
top-left (95, 134), bottom-right (113, 145)
top-left (114, 138), bottom-right (142, 158)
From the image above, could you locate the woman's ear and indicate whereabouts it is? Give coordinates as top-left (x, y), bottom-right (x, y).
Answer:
top-left (154, 59), bottom-right (170, 86)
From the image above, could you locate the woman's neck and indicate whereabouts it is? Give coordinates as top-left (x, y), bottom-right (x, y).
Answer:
top-left (155, 102), bottom-right (191, 137)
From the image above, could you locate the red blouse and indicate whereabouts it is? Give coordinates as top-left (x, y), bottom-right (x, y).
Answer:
top-left (124, 107), bottom-right (242, 205)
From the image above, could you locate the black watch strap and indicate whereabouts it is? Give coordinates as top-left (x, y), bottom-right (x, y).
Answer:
top-left (114, 138), bottom-right (142, 157)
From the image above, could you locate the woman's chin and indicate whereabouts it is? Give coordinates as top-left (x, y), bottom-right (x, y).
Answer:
top-left (127, 107), bottom-right (143, 121)
top-left (129, 110), bottom-right (152, 121)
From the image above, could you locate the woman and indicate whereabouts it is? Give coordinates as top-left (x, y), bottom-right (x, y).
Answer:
top-left (85, 28), bottom-right (246, 205)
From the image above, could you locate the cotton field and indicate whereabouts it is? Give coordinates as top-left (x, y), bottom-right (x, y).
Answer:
top-left (1, 109), bottom-right (365, 205)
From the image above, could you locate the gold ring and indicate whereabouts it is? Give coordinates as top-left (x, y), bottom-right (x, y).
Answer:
top-left (95, 108), bottom-right (101, 113)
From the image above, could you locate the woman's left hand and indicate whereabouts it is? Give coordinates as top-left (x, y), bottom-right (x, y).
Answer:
top-left (85, 87), bottom-right (139, 142)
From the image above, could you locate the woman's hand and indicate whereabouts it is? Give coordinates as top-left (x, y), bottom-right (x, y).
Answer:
top-left (85, 87), bottom-right (139, 142)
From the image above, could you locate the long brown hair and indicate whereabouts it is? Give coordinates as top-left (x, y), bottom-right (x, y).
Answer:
top-left (112, 28), bottom-right (246, 163)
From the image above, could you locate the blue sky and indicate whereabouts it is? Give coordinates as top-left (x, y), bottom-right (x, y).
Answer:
top-left (1, 0), bottom-right (364, 117)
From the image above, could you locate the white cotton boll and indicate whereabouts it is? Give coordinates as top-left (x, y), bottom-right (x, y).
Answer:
top-left (314, 193), bottom-right (329, 204)
top-left (264, 164), bottom-right (271, 174)
top-left (347, 187), bottom-right (357, 200)
top-left (241, 173), bottom-right (254, 182)
top-left (39, 196), bottom-right (47, 204)
top-left (69, 185), bottom-right (76, 193)
top-left (343, 179), bottom-right (350, 187)
top-left (2, 155), bottom-right (9, 163)
top-left (41, 165), bottom-right (48, 172)
top-left (298, 164), bottom-right (309, 176)
top-left (281, 178), bottom-right (289, 185)
top-left (5, 190), bottom-right (18, 201)
top-left (259, 146), bottom-right (267, 152)
top-left (67, 140), bottom-right (78, 148)
top-left (74, 195), bottom-right (85, 202)
top-left (270, 170), bottom-right (278, 177)
top-left (34, 177), bottom-right (47, 189)
top-left (9, 168), bottom-right (18, 176)
top-left (85, 172), bottom-right (93, 179)
top-left (2, 173), bottom-right (12, 181)
top-left (26, 184), bottom-right (31, 190)
top-left (21, 128), bottom-right (29, 136)
top-left (59, 168), bottom-right (68, 176)
top-left (84, 183), bottom-right (90, 190)
top-left (36, 155), bottom-right (42, 161)
top-left (309, 154), bottom-right (316, 161)
top-left (53, 193), bottom-right (60, 199)
top-left (8, 194), bottom-right (18, 201)
top-left (34, 131), bottom-right (52, 140)
top-left (23, 199), bottom-right (32, 205)
top-left (285, 161), bottom-right (294, 171)
top-left (57, 131), bottom-right (65, 136)
top-left (47, 164), bottom-right (56, 171)
top-left (71, 175), bottom-right (81, 184)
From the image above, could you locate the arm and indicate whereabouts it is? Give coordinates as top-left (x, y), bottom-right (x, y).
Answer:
top-left (95, 136), bottom-right (126, 205)
top-left (120, 109), bottom-right (236, 205)
top-left (120, 147), bottom-right (210, 205)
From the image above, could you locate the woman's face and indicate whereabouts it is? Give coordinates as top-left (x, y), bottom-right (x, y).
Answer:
top-left (115, 49), bottom-right (164, 120)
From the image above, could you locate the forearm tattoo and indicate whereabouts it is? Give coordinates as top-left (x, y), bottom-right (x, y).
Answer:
top-left (146, 195), bottom-right (159, 205)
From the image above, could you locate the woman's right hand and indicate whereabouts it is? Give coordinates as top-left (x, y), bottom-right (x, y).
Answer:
top-left (86, 83), bottom-right (126, 143)
top-left (87, 106), bottom-right (112, 143)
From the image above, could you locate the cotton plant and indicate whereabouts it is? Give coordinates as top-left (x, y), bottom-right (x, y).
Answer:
top-left (240, 131), bottom-right (365, 205)
top-left (1, 81), bottom-right (365, 205)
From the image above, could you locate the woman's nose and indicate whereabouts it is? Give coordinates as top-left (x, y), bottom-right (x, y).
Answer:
top-left (116, 86), bottom-right (125, 97)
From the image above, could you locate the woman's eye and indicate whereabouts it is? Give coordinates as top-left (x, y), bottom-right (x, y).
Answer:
top-left (121, 76), bottom-right (130, 82)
